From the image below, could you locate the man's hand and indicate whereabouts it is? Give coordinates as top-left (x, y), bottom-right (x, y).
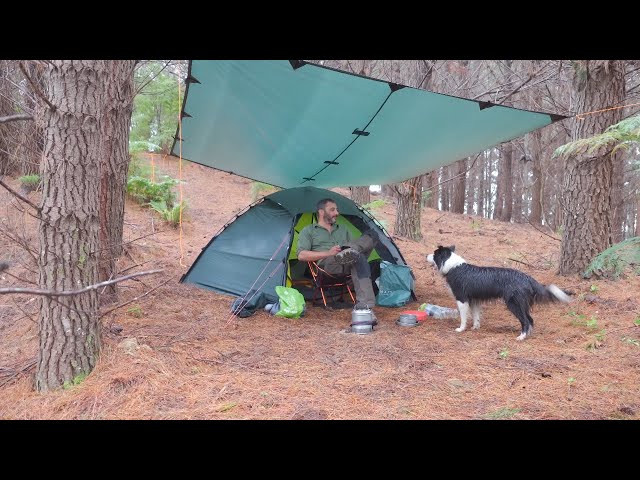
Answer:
top-left (298, 246), bottom-right (341, 262)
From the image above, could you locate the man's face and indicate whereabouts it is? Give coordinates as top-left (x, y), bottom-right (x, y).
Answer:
top-left (321, 201), bottom-right (339, 225)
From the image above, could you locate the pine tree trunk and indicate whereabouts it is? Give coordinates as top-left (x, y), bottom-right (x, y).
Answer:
top-left (494, 152), bottom-right (504, 220)
top-left (610, 149), bottom-right (625, 243)
top-left (451, 158), bottom-right (467, 214)
top-left (635, 191), bottom-right (640, 237)
top-left (35, 60), bottom-right (107, 392)
top-left (393, 177), bottom-right (422, 240)
top-left (477, 154), bottom-right (486, 217)
top-left (423, 170), bottom-right (438, 209)
top-left (350, 186), bottom-right (370, 206)
top-left (526, 129), bottom-right (543, 225)
top-left (500, 143), bottom-right (513, 222)
top-left (559, 60), bottom-right (625, 275)
top-left (512, 153), bottom-right (523, 223)
top-left (440, 166), bottom-right (450, 211)
top-left (98, 61), bottom-right (135, 298)
top-left (466, 158), bottom-right (476, 215)
top-left (486, 151), bottom-right (494, 219)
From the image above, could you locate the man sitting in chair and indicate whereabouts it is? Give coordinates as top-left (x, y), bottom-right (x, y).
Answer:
top-left (297, 198), bottom-right (378, 321)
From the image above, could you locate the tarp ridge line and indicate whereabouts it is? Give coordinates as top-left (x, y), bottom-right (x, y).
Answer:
top-left (300, 90), bottom-right (396, 185)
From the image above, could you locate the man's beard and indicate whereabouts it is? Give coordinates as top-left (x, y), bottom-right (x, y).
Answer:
top-left (324, 211), bottom-right (337, 224)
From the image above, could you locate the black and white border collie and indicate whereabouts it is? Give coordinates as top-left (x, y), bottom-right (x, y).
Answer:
top-left (427, 245), bottom-right (572, 340)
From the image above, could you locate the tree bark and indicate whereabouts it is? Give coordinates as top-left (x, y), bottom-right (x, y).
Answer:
top-left (499, 143), bottom-right (513, 222)
top-left (528, 129), bottom-right (543, 225)
top-left (35, 60), bottom-right (108, 392)
top-left (393, 177), bottom-right (422, 240)
top-left (512, 151), bottom-right (523, 223)
top-left (98, 61), bottom-right (135, 297)
top-left (451, 158), bottom-right (467, 214)
top-left (493, 151), bottom-right (505, 220)
top-left (610, 149), bottom-right (625, 243)
top-left (440, 165), bottom-right (450, 211)
top-left (349, 186), bottom-right (370, 206)
top-left (559, 60), bottom-right (625, 275)
top-left (636, 189), bottom-right (640, 237)
top-left (465, 160), bottom-right (476, 215)
top-left (477, 152), bottom-right (486, 217)
top-left (423, 170), bottom-right (438, 209)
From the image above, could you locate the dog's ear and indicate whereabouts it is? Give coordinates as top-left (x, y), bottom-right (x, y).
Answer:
top-left (449, 245), bottom-right (456, 252)
top-left (437, 245), bottom-right (443, 250)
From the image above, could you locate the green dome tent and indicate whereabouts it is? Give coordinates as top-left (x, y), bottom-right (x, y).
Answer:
top-left (180, 186), bottom-right (415, 306)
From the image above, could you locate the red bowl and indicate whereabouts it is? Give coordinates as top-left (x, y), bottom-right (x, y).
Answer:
top-left (400, 310), bottom-right (428, 322)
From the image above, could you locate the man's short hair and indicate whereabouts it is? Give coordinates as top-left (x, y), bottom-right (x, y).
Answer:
top-left (316, 198), bottom-right (336, 212)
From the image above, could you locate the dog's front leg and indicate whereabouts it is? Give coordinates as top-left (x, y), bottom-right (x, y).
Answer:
top-left (471, 302), bottom-right (481, 329)
top-left (455, 301), bottom-right (470, 332)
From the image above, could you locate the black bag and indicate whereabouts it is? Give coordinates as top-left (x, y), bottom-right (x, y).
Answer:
top-left (230, 290), bottom-right (273, 318)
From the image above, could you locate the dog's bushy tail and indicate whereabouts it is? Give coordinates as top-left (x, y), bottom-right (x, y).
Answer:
top-left (533, 281), bottom-right (573, 304)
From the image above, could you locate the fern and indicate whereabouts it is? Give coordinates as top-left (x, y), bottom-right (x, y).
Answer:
top-left (553, 114), bottom-right (640, 159)
top-left (149, 200), bottom-right (187, 227)
top-left (127, 176), bottom-right (178, 206)
top-left (583, 237), bottom-right (640, 279)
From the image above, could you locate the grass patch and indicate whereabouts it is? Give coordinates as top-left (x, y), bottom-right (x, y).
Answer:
top-left (483, 407), bottom-right (520, 419)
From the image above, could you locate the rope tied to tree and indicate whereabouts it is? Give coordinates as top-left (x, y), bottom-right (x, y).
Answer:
top-left (575, 101), bottom-right (640, 120)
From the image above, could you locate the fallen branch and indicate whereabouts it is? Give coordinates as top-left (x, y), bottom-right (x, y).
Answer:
top-left (0, 113), bottom-right (33, 124)
top-left (524, 215), bottom-right (561, 243)
top-left (100, 277), bottom-right (172, 318)
top-left (0, 269), bottom-right (163, 297)
top-left (0, 358), bottom-right (37, 387)
top-left (191, 353), bottom-right (293, 377)
top-left (507, 257), bottom-right (536, 269)
top-left (0, 178), bottom-right (41, 212)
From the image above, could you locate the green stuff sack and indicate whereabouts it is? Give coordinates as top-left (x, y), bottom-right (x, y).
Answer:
top-left (274, 286), bottom-right (306, 318)
top-left (376, 261), bottom-right (413, 307)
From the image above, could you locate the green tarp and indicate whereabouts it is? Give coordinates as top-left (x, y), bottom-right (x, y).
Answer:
top-left (171, 60), bottom-right (564, 188)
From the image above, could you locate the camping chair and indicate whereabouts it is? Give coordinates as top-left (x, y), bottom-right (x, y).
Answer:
top-left (308, 261), bottom-right (356, 308)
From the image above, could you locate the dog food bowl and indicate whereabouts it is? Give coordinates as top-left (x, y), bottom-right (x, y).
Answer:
top-left (400, 310), bottom-right (427, 322)
top-left (396, 314), bottom-right (419, 327)
top-left (351, 321), bottom-right (374, 334)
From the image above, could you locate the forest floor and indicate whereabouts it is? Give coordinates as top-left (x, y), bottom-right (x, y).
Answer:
top-left (1, 154), bottom-right (639, 420)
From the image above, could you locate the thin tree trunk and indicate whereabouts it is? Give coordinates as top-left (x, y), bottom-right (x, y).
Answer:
top-left (635, 187), bottom-right (640, 237)
top-left (423, 170), bottom-right (438, 209)
top-left (99, 61), bottom-right (135, 298)
top-left (499, 143), bottom-right (513, 222)
top-left (559, 60), bottom-right (625, 275)
top-left (36, 60), bottom-right (107, 392)
top-left (477, 152), bottom-right (486, 217)
top-left (494, 151), bottom-right (504, 220)
top-left (610, 149), bottom-right (625, 243)
top-left (350, 186), bottom-right (370, 206)
top-left (440, 165), bottom-right (450, 211)
top-left (486, 150), bottom-right (494, 219)
top-left (527, 129), bottom-right (543, 225)
top-left (451, 158), bottom-right (466, 214)
top-left (512, 151), bottom-right (523, 223)
top-left (466, 158), bottom-right (476, 215)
